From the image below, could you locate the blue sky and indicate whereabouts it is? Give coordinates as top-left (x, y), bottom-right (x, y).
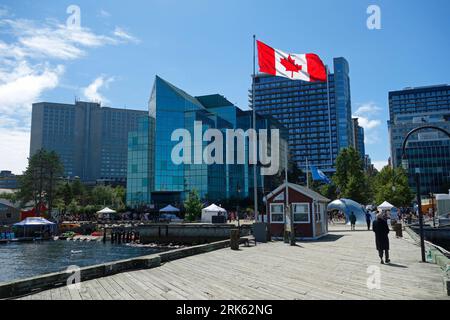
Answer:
top-left (1, 0), bottom-right (449, 174)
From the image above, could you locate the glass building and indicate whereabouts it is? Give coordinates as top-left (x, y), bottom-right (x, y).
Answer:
top-left (30, 101), bottom-right (147, 185)
top-left (388, 84), bottom-right (450, 196)
top-left (126, 76), bottom-right (287, 208)
top-left (251, 57), bottom-right (354, 175)
top-left (352, 118), bottom-right (365, 160)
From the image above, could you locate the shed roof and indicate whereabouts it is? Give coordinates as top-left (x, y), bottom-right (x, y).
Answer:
top-left (265, 182), bottom-right (330, 203)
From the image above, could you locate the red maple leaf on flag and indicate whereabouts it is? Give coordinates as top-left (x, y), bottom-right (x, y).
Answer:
top-left (280, 55), bottom-right (302, 78)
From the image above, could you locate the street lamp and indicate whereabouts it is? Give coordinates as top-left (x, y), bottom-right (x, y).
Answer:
top-left (402, 157), bottom-right (426, 262)
top-left (401, 125), bottom-right (450, 263)
top-left (236, 183), bottom-right (241, 229)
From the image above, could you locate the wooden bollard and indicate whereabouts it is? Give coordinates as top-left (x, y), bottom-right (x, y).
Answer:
top-left (230, 229), bottom-right (240, 250)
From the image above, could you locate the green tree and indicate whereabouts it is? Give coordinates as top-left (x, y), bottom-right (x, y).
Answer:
top-left (374, 166), bottom-right (414, 207)
top-left (333, 147), bottom-right (371, 204)
top-left (67, 199), bottom-right (80, 215)
top-left (18, 149), bottom-right (64, 216)
top-left (91, 185), bottom-right (114, 206)
top-left (184, 189), bottom-right (203, 222)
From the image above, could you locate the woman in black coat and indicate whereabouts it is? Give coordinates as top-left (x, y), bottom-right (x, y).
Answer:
top-left (372, 213), bottom-right (390, 264)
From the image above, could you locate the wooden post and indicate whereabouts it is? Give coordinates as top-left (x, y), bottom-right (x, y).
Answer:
top-left (230, 229), bottom-right (240, 250)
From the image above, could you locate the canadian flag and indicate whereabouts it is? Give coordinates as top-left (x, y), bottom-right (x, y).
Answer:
top-left (257, 40), bottom-right (327, 82)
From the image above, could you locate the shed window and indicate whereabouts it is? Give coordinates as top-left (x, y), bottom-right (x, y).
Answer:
top-left (270, 204), bottom-right (284, 223)
top-left (292, 203), bottom-right (310, 223)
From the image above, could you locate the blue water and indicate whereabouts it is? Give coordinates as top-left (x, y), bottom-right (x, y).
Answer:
top-left (0, 240), bottom-right (163, 283)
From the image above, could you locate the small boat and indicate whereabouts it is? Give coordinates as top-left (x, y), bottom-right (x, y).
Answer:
top-left (70, 250), bottom-right (83, 254)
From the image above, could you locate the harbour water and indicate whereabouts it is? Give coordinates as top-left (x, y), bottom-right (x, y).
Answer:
top-left (0, 240), bottom-right (164, 283)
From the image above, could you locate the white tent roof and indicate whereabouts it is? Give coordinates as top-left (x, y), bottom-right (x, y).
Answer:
top-left (378, 201), bottom-right (394, 210)
top-left (160, 205), bottom-right (180, 212)
top-left (202, 204), bottom-right (226, 213)
top-left (97, 207), bottom-right (116, 214)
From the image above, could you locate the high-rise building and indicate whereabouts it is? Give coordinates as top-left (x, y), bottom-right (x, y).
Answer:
top-left (352, 118), bottom-right (365, 159)
top-left (251, 57), bottom-right (354, 174)
top-left (126, 76), bottom-right (288, 208)
top-left (388, 84), bottom-right (450, 196)
top-left (30, 101), bottom-right (147, 185)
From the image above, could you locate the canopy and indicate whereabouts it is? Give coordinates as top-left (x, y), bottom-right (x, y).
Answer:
top-left (378, 201), bottom-right (394, 210)
top-left (203, 204), bottom-right (226, 213)
top-left (159, 205), bottom-right (180, 213)
top-left (327, 198), bottom-right (368, 225)
top-left (14, 217), bottom-right (55, 226)
top-left (201, 204), bottom-right (227, 223)
top-left (96, 207), bottom-right (116, 214)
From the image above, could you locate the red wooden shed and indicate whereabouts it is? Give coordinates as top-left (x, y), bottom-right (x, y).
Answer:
top-left (265, 183), bottom-right (330, 240)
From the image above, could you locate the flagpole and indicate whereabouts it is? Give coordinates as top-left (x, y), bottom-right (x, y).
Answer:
top-left (306, 157), bottom-right (310, 189)
top-left (252, 34), bottom-right (258, 223)
top-left (326, 65), bottom-right (333, 167)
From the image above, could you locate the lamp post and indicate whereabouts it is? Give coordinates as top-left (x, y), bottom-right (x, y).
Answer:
top-left (401, 125), bottom-right (450, 263)
top-left (236, 183), bottom-right (241, 229)
top-left (402, 159), bottom-right (426, 262)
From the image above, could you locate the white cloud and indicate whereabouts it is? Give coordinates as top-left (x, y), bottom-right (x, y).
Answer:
top-left (357, 117), bottom-right (381, 130)
top-left (353, 101), bottom-right (383, 145)
top-left (0, 12), bottom-right (140, 174)
top-left (354, 102), bottom-right (381, 116)
top-left (114, 27), bottom-right (140, 44)
top-left (0, 19), bottom-right (119, 60)
top-left (0, 61), bottom-right (63, 114)
top-left (372, 160), bottom-right (388, 171)
top-left (83, 76), bottom-right (115, 104)
top-left (0, 128), bottom-right (30, 175)
top-left (99, 9), bottom-right (111, 18)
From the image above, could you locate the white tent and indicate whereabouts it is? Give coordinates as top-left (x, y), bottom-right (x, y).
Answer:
top-left (201, 204), bottom-right (227, 223)
top-left (378, 201), bottom-right (394, 211)
top-left (159, 205), bottom-right (180, 213)
top-left (96, 207), bottom-right (116, 219)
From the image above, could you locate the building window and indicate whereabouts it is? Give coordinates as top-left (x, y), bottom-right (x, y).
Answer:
top-left (292, 203), bottom-right (310, 223)
top-left (270, 203), bottom-right (284, 223)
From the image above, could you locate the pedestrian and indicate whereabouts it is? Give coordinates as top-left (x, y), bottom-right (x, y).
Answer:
top-left (372, 213), bottom-right (391, 264)
top-left (349, 212), bottom-right (356, 231)
top-left (365, 211), bottom-right (372, 230)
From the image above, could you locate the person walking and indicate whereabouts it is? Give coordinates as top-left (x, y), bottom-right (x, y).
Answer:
top-left (365, 211), bottom-right (372, 230)
top-left (349, 212), bottom-right (356, 231)
top-left (372, 213), bottom-right (390, 264)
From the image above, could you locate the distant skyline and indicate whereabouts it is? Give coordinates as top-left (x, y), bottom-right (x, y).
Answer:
top-left (1, 0), bottom-right (449, 174)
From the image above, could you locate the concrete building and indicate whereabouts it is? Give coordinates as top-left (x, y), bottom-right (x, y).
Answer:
top-left (30, 101), bottom-right (147, 186)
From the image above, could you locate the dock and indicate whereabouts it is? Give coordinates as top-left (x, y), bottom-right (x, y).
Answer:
top-left (18, 225), bottom-right (449, 300)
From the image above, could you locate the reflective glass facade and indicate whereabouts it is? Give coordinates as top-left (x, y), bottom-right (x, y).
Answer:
top-left (126, 76), bottom-right (287, 208)
top-left (252, 57), bottom-right (353, 174)
top-left (388, 85), bottom-right (450, 196)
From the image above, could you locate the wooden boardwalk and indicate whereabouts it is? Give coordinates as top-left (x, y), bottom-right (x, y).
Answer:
top-left (20, 225), bottom-right (449, 300)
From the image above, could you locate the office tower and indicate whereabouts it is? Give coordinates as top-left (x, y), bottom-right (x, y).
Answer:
top-left (352, 117), bottom-right (365, 159)
top-left (252, 57), bottom-right (354, 174)
top-left (388, 84), bottom-right (450, 195)
top-left (30, 101), bottom-right (147, 185)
